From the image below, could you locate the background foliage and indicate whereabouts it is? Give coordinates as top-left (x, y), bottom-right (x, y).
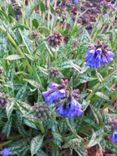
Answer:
top-left (0, 0), bottom-right (117, 155)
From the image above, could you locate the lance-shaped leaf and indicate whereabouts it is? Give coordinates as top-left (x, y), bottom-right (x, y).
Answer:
top-left (31, 135), bottom-right (44, 156)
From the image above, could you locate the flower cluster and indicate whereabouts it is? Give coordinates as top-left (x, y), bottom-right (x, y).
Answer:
top-left (58, 0), bottom-right (76, 8)
top-left (79, 1), bottom-right (100, 26)
top-left (78, 0), bottom-right (116, 31)
top-left (56, 0), bottom-right (78, 18)
top-left (48, 67), bottom-right (60, 78)
top-left (101, 0), bottom-right (117, 9)
top-left (47, 32), bottom-right (63, 47)
top-left (33, 103), bottom-right (50, 119)
top-left (85, 41), bottom-right (115, 68)
top-left (11, 0), bottom-right (22, 21)
top-left (42, 81), bottom-right (83, 118)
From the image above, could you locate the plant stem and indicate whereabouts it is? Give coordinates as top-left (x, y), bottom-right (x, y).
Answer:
top-left (37, 121), bottom-right (45, 134)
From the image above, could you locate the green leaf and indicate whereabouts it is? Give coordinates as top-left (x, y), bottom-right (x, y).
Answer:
top-left (16, 101), bottom-right (32, 115)
top-left (16, 84), bottom-right (27, 100)
top-left (80, 75), bottom-right (97, 83)
top-left (24, 79), bottom-right (40, 89)
top-left (95, 92), bottom-right (110, 101)
top-left (32, 19), bottom-right (39, 28)
top-left (36, 150), bottom-right (48, 156)
top-left (62, 60), bottom-right (81, 72)
top-left (52, 132), bottom-right (62, 146)
top-left (19, 30), bottom-right (33, 54)
top-left (7, 64), bottom-right (14, 82)
top-left (70, 25), bottom-right (80, 37)
top-left (90, 105), bottom-right (103, 125)
top-left (2, 118), bottom-right (12, 137)
top-left (9, 139), bottom-right (29, 155)
top-left (96, 70), bottom-right (104, 82)
top-left (88, 130), bottom-right (104, 148)
top-left (31, 135), bottom-right (44, 156)
top-left (23, 118), bottom-right (38, 129)
top-left (39, 1), bottom-right (46, 13)
top-left (105, 140), bottom-right (117, 153)
top-left (6, 101), bottom-right (15, 119)
top-left (5, 54), bottom-right (21, 60)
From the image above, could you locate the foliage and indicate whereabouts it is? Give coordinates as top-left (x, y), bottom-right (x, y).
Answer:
top-left (0, 0), bottom-right (117, 155)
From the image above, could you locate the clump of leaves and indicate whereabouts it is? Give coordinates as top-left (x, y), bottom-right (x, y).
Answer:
top-left (0, 0), bottom-right (117, 155)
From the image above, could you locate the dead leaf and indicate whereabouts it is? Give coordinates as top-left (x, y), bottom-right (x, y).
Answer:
top-left (87, 146), bottom-right (103, 156)
top-left (95, 148), bottom-right (103, 156)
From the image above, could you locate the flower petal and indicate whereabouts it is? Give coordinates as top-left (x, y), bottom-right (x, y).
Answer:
top-left (56, 98), bottom-right (83, 118)
top-left (112, 131), bottom-right (117, 143)
top-left (42, 89), bottom-right (65, 104)
top-left (48, 83), bottom-right (59, 89)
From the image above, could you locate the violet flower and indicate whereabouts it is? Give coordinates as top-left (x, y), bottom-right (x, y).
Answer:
top-left (1, 148), bottom-right (10, 156)
top-left (112, 131), bottom-right (117, 143)
top-left (74, 0), bottom-right (79, 4)
top-left (85, 42), bottom-right (115, 68)
top-left (42, 83), bottom-right (65, 104)
top-left (56, 97), bottom-right (83, 118)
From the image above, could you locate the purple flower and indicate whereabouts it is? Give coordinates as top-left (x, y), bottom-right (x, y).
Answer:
top-left (56, 97), bottom-right (83, 118)
top-left (42, 83), bottom-right (65, 104)
top-left (85, 42), bottom-right (115, 68)
top-left (2, 148), bottom-right (10, 156)
top-left (48, 82), bottom-right (59, 89)
top-left (112, 131), bottom-right (117, 143)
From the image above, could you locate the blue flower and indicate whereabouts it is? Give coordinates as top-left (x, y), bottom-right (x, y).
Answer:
top-left (56, 97), bottom-right (83, 118)
top-left (85, 43), bottom-right (115, 68)
top-left (42, 83), bottom-right (65, 104)
top-left (2, 148), bottom-right (10, 156)
top-left (74, 0), bottom-right (79, 4)
top-left (112, 131), bottom-right (117, 143)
